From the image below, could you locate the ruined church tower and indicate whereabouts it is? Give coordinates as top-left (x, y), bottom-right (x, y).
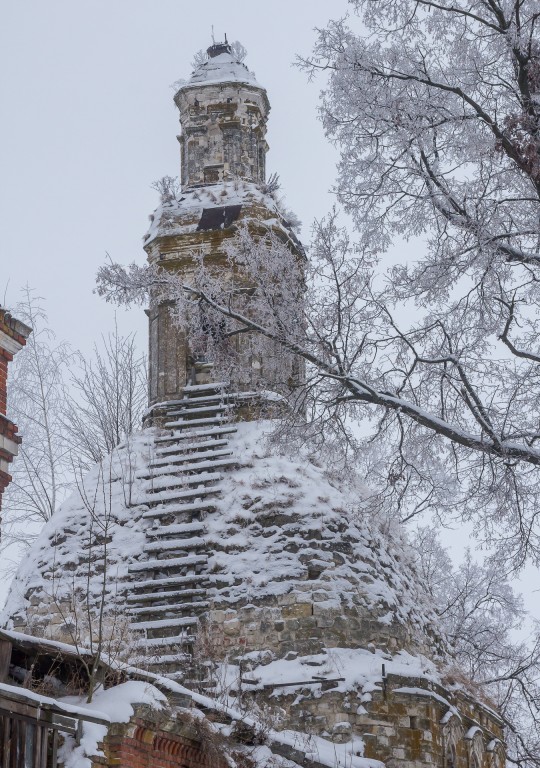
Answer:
top-left (143, 40), bottom-right (302, 421)
top-left (2, 41), bottom-right (507, 768)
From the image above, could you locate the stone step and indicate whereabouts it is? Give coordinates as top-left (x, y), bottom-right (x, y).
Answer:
top-left (128, 553), bottom-right (208, 574)
top-left (128, 600), bottom-right (208, 617)
top-left (135, 654), bottom-right (191, 671)
top-left (144, 536), bottom-right (205, 554)
top-left (138, 457), bottom-right (235, 480)
top-left (131, 615), bottom-right (199, 631)
top-left (147, 521), bottom-right (206, 539)
top-left (132, 574), bottom-right (209, 592)
top-left (154, 426), bottom-right (237, 443)
top-left (150, 448), bottom-right (232, 468)
top-left (164, 416), bottom-right (228, 429)
top-left (154, 439), bottom-right (230, 457)
top-left (182, 382), bottom-right (229, 394)
top-left (135, 633), bottom-right (195, 649)
top-left (166, 403), bottom-right (231, 418)
top-left (142, 500), bottom-right (216, 520)
top-left (165, 393), bottom-right (232, 409)
top-left (127, 587), bottom-right (206, 604)
top-left (140, 483), bottom-right (222, 505)
top-left (143, 470), bottom-right (223, 490)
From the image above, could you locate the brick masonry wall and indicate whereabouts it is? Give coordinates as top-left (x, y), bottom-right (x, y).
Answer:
top-left (234, 673), bottom-right (505, 768)
top-left (175, 82), bottom-right (268, 188)
top-left (144, 198), bottom-right (302, 408)
top-left (79, 687), bottom-right (504, 768)
top-left (92, 708), bottom-right (228, 768)
top-left (0, 353), bottom-right (9, 415)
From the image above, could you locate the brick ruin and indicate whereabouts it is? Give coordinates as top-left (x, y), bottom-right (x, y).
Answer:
top-left (0, 41), bottom-right (507, 768)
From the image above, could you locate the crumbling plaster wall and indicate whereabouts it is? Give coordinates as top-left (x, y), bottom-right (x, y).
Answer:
top-left (175, 83), bottom-right (269, 187)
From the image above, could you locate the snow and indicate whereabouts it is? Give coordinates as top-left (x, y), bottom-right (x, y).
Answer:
top-left (1, 627), bottom-right (95, 657)
top-left (115, 664), bottom-right (387, 768)
top-left (137, 633), bottom-right (193, 648)
top-left (128, 553), bottom-right (207, 572)
top-left (183, 381), bottom-right (229, 392)
top-left (207, 646), bottom-right (439, 708)
top-left (142, 500), bottom-right (216, 519)
top-left (200, 420), bottom-right (438, 642)
top-left (130, 574), bottom-right (207, 590)
top-left (148, 521), bottom-right (205, 536)
top-left (154, 425), bottom-right (236, 441)
top-left (1, 640), bottom-right (436, 768)
top-left (165, 416), bottom-right (228, 428)
top-left (0, 682), bottom-right (109, 722)
top-left (149, 452), bottom-right (233, 470)
top-left (154, 439), bottom-right (230, 455)
top-left (395, 688), bottom-right (460, 722)
top-left (0, 415), bottom-right (447, 768)
top-left (138, 485), bottom-right (219, 503)
top-left (129, 600), bottom-right (207, 617)
top-left (141, 469), bottom-right (223, 491)
top-left (143, 180), bottom-right (294, 247)
top-left (180, 51), bottom-right (262, 89)
top-left (59, 681), bottom-right (167, 768)
top-left (267, 729), bottom-right (383, 768)
top-left (144, 535), bottom-right (205, 550)
top-left (3, 417), bottom-right (438, 659)
top-left (131, 615), bottom-right (198, 630)
top-left (0, 430), bottom-right (157, 635)
top-left (487, 738), bottom-right (503, 752)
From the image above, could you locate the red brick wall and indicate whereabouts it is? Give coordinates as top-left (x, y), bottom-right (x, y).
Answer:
top-left (0, 352), bottom-right (9, 416)
top-left (103, 719), bottom-right (227, 768)
top-left (0, 416), bottom-right (20, 443)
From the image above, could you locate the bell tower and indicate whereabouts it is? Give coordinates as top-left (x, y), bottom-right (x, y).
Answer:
top-left (175, 40), bottom-right (269, 187)
top-left (143, 40), bottom-right (302, 419)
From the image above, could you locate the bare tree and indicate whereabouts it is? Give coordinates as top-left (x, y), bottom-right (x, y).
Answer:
top-left (46, 448), bottom-right (141, 703)
top-left (413, 527), bottom-right (540, 766)
top-left (95, 8), bottom-right (540, 758)
top-left (3, 290), bottom-right (72, 550)
top-left (96, 1), bottom-right (540, 573)
top-left (63, 321), bottom-right (147, 469)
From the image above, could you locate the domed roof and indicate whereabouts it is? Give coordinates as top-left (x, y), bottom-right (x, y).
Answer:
top-left (1, 417), bottom-right (440, 663)
top-left (180, 41), bottom-right (262, 90)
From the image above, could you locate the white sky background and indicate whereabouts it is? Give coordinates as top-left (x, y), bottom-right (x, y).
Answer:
top-left (0, 0), bottom-right (344, 352)
top-left (0, 1), bottom-right (537, 621)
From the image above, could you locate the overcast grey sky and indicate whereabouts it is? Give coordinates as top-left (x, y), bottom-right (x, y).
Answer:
top-left (1, 0), bottom-right (345, 353)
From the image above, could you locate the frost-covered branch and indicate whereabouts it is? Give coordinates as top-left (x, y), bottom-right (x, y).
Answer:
top-left (413, 526), bottom-right (540, 766)
top-left (98, 209), bottom-right (540, 571)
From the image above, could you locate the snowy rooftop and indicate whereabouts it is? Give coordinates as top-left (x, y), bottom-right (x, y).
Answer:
top-left (1, 419), bottom-right (438, 657)
top-left (182, 45), bottom-right (262, 90)
top-left (144, 180), bottom-right (301, 248)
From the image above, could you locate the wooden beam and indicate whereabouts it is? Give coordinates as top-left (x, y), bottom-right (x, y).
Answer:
top-left (0, 641), bottom-right (11, 683)
top-left (2, 716), bottom-right (10, 767)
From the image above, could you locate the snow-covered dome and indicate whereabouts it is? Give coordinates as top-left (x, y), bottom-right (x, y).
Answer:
top-left (181, 42), bottom-right (262, 90)
top-left (2, 414), bottom-right (441, 671)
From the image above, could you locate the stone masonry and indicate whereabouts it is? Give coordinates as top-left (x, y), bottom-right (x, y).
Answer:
top-left (2, 41), bottom-right (508, 768)
top-left (144, 42), bottom-right (303, 415)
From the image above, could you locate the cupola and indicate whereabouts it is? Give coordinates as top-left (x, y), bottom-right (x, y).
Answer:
top-left (174, 39), bottom-right (269, 187)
